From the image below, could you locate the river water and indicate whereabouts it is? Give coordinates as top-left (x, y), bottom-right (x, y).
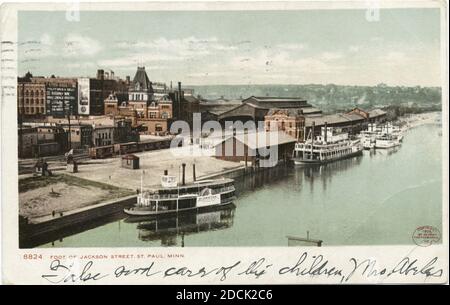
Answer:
top-left (41, 123), bottom-right (443, 248)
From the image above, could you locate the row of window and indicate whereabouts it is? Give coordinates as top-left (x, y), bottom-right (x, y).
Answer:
top-left (22, 90), bottom-right (45, 97)
top-left (21, 107), bottom-right (45, 114)
top-left (129, 93), bottom-right (148, 101)
top-left (23, 98), bottom-right (45, 105)
top-left (96, 132), bottom-right (112, 140)
top-left (148, 111), bottom-right (170, 119)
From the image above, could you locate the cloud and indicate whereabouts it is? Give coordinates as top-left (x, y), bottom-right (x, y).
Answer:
top-left (66, 62), bottom-right (97, 69)
top-left (320, 52), bottom-right (343, 61)
top-left (97, 36), bottom-right (239, 70)
top-left (20, 33), bottom-right (55, 58)
top-left (63, 34), bottom-right (102, 57)
top-left (384, 51), bottom-right (406, 62)
top-left (349, 45), bottom-right (361, 53)
top-left (40, 33), bottom-right (54, 46)
top-left (185, 49), bottom-right (347, 84)
top-left (276, 43), bottom-right (307, 51)
top-left (98, 53), bottom-right (184, 68)
top-left (115, 36), bottom-right (237, 57)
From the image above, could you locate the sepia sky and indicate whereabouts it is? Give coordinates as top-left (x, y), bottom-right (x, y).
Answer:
top-left (18, 9), bottom-right (442, 86)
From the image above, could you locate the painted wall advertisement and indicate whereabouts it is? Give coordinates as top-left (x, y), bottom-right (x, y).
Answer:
top-left (45, 84), bottom-right (77, 117)
top-left (78, 77), bottom-right (90, 115)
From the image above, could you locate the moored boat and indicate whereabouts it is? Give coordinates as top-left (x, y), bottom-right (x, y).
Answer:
top-left (293, 125), bottom-right (363, 165)
top-left (374, 134), bottom-right (400, 149)
top-left (124, 167), bottom-right (235, 217)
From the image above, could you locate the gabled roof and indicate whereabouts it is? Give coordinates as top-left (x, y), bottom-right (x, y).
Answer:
top-left (131, 67), bottom-right (153, 92)
top-left (122, 154), bottom-right (139, 160)
top-left (304, 112), bottom-right (366, 126)
top-left (217, 130), bottom-right (297, 150)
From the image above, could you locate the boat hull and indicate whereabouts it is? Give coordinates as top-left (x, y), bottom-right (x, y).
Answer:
top-left (124, 202), bottom-right (236, 223)
top-left (124, 197), bottom-right (236, 217)
top-left (375, 141), bottom-right (400, 149)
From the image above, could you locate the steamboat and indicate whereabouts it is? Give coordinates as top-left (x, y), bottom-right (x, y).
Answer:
top-left (124, 165), bottom-right (235, 217)
top-left (374, 134), bottom-right (401, 149)
top-left (359, 123), bottom-right (404, 149)
top-left (359, 123), bottom-right (378, 149)
top-left (293, 123), bottom-right (363, 165)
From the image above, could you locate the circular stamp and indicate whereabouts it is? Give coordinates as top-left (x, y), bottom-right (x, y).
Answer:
top-left (412, 225), bottom-right (441, 247)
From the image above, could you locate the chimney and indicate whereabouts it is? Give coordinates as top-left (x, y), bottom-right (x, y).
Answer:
top-left (181, 163), bottom-right (186, 186)
top-left (178, 82), bottom-right (183, 100)
top-left (177, 82), bottom-right (182, 119)
top-left (110, 71), bottom-right (114, 79)
top-left (311, 121), bottom-right (315, 159)
top-left (97, 69), bottom-right (105, 80)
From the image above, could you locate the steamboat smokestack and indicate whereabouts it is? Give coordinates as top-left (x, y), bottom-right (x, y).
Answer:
top-left (192, 164), bottom-right (196, 181)
top-left (324, 121), bottom-right (328, 143)
top-left (164, 169), bottom-right (168, 176)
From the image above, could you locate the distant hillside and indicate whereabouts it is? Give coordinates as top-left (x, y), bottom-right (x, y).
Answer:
top-left (190, 84), bottom-right (442, 113)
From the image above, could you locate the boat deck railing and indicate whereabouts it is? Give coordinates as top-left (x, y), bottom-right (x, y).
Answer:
top-left (140, 186), bottom-right (235, 200)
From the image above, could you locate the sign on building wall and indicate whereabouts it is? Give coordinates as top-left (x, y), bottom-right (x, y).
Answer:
top-left (77, 78), bottom-right (90, 115)
top-left (45, 84), bottom-right (77, 117)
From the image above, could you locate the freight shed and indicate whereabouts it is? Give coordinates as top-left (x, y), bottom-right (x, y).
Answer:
top-left (214, 130), bottom-right (296, 167)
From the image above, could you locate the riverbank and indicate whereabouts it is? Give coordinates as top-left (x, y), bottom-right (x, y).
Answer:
top-left (18, 145), bottom-right (243, 222)
top-left (19, 174), bottom-right (134, 220)
top-left (397, 111), bottom-right (441, 129)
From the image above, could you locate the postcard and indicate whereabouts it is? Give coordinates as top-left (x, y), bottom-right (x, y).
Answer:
top-left (0, 0), bottom-right (448, 285)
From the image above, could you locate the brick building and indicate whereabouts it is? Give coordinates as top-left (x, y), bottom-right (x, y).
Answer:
top-left (62, 124), bottom-right (93, 149)
top-left (115, 66), bottom-right (174, 134)
top-left (264, 108), bottom-right (306, 141)
top-left (17, 76), bottom-right (46, 116)
top-left (18, 125), bottom-right (68, 158)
